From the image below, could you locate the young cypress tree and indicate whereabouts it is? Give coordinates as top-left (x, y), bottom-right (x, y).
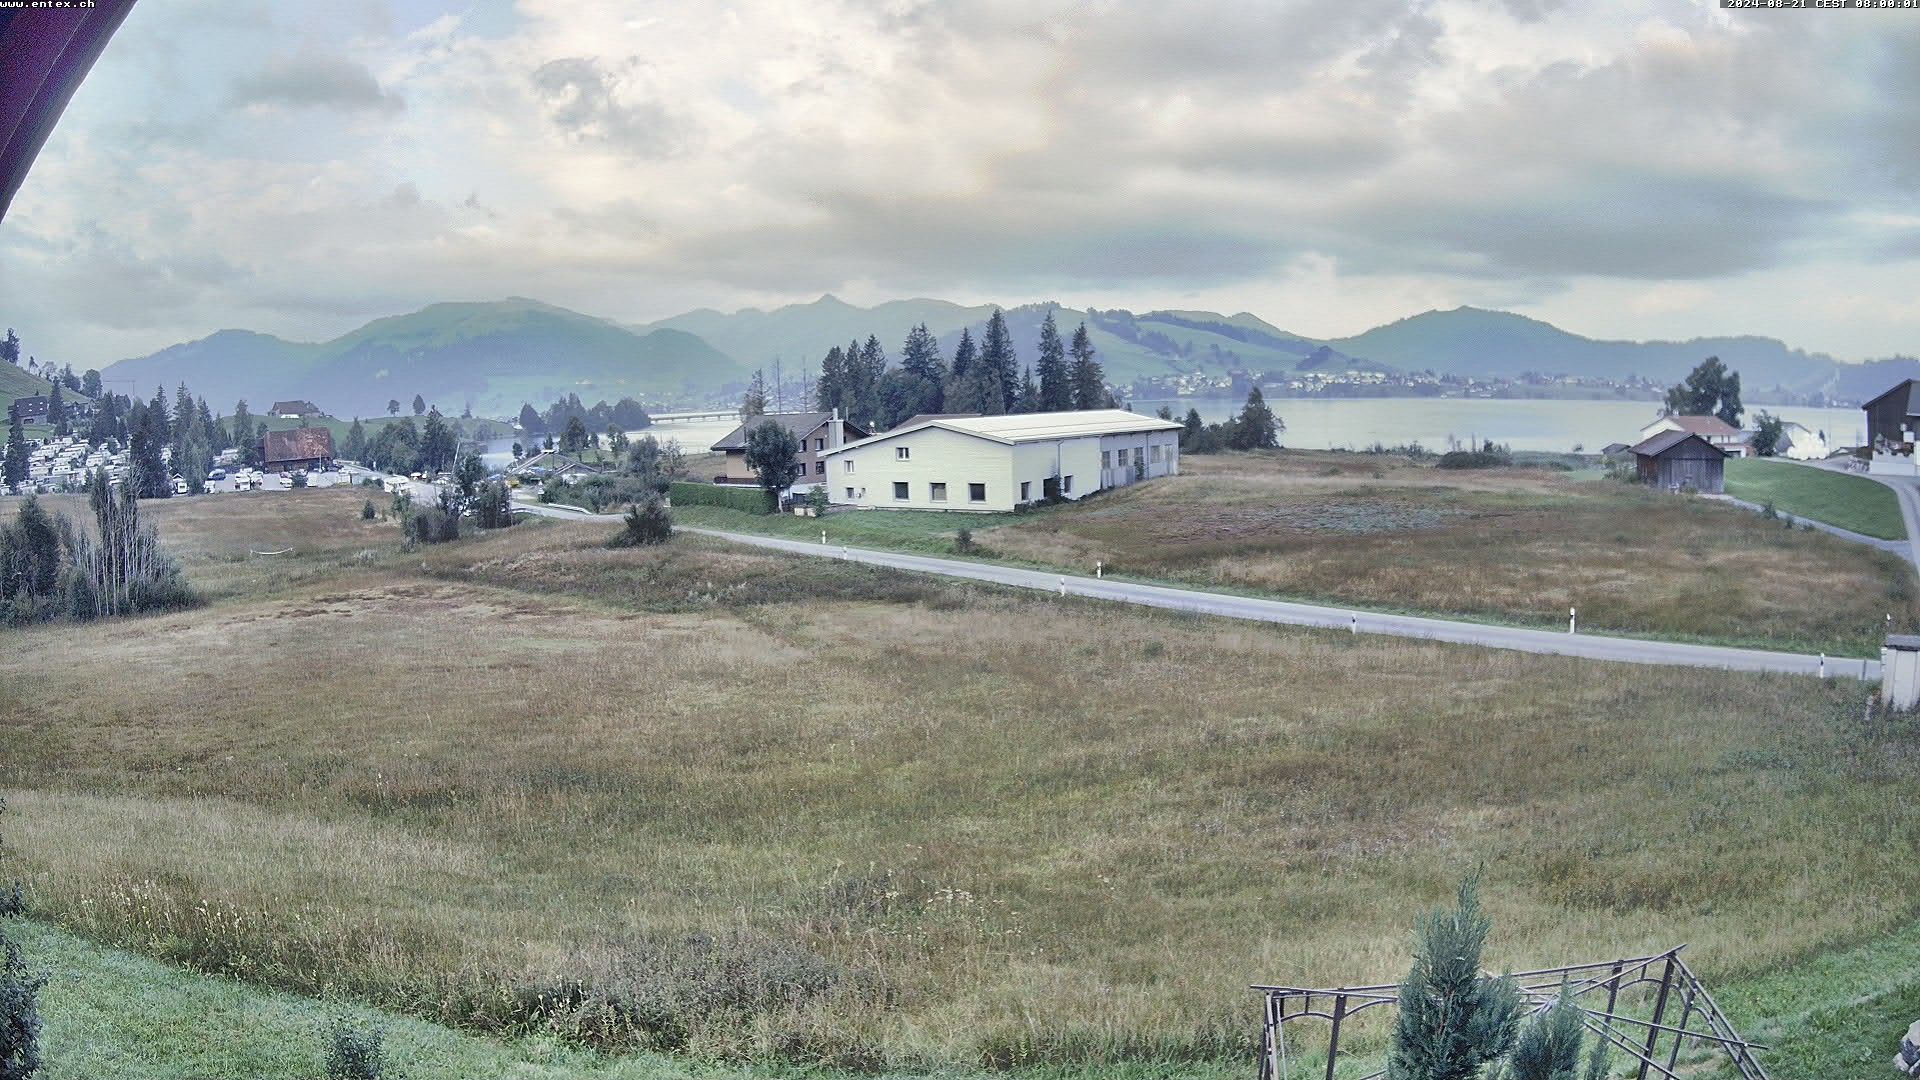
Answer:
top-left (1035, 310), bottom-right (1070, 411)
top-left (1385, 877), bottom-right (1522, 1080)
top-left (1497, 987), bottom-right (1585, 1080)
top-left (1068, 323), bottom-right (1107, 409)
top-left (0, 933), bottom-right (45, 1080)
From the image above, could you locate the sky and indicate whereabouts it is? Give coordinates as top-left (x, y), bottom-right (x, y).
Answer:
top-left (4, 0), bottom-right (1920, 369)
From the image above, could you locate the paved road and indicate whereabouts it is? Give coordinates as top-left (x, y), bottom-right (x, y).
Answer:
top-left (516, 501), bottom-right (1873, 681)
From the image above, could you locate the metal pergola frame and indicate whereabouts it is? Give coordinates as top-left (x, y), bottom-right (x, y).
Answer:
top-left (1253, 946), bottom-right (1769, 1080)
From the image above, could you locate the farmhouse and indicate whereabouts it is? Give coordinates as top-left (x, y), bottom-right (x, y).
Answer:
top-left (10, 395), bottom-right (49, 424)
top-left (710, 411), bottom-right (869, 491)
top-left (271, 400), bottom-right (320, 420)
top-left (822, 409), bottom-right (1183, 512)
top-left (1631, 430), bottom-right (1726, 494)
top-left (1637, 413), bottom-right (1751, 458)
top-left (262, 426), bottom-right (335, 471)
top-left (1864, 378), bottom-right (1920, 475)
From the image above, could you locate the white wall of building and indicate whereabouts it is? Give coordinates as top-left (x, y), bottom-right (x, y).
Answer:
top-left (826, 424), bottom-right (1180, 512)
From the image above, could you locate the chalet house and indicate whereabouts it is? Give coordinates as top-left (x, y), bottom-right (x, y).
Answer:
top-left (1637, 414), bottom-right (1751, 458)
top-left (822, 409), bottom-right (1183, 512)
top-left (262, 426), bottom-right (335, 471)
top-left (711, 411), bottom-right (869, 491)
top-left (10, 395), bottom-right (49, 424)
top-left (1631, 430), bottom-right (1727, 494)
top-left (1864, 379), bottom-right (1920, 475)
top-left (270, 400), bottom-right (320, 420)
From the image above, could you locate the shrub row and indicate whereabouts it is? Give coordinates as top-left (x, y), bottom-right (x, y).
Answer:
top-left (667, 481), bottom-right (769, 515)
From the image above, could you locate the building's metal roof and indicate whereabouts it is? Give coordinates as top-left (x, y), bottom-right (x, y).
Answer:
top-left (1885, 634), bottom-right (1920, 652)
top-left (830, 409), bottom-right (1183, 453)
top-left (1657, 414), bottom-right (1742, 437)
top-left (1863, 379), bottom-right (1920, 417)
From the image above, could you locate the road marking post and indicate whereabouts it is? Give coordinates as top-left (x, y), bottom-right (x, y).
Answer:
top-left (1350, 613), bottom-right (1357, 635)
top-left (1059, 576), bottom-right (1067, 596)
top-left (821, 529), bottom-right (827, 545)
top-left (1569, 606), bottom-right (1577, 635)
top-left (1819, 653), bottom-right (1827, 679)
top-left (1096, 560), bottom-right (1103, 579)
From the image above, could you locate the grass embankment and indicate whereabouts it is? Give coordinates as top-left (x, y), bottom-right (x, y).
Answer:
top-left (1725, 458), bottom-right (1906, 541)
top-left (681, 451), bottom-right (1918, 656)
top-left (3, 489), bottom-right (1917, 1074)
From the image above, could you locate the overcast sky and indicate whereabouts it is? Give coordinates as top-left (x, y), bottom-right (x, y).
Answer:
top-left (5, 0), bottom-right (1920, 367)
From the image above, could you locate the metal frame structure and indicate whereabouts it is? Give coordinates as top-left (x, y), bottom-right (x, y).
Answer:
top-left (1254, 947), bottom-right (1768, 1080)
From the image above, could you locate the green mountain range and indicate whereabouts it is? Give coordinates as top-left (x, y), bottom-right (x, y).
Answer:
top-left (99, 295), bottom-right (1918, 418)
top-left (102, 298), bottom-right (741, 419)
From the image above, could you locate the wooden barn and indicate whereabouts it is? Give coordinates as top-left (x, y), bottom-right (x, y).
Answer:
top-left (1630, 430), bottom-right (1727, 494)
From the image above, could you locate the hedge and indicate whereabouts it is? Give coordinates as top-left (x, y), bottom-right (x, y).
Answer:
top-left (668, 481), bottom-right (771, 514)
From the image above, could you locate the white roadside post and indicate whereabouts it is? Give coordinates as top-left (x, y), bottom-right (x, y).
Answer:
top-left (1819, 653), bottom-right (1827, 679)
top-left (1569, 606), bottom-right (1577, 635)
top-left (1350, 613), bottom-right (1357, 635)
top-left (821, 529), bottom-right (826, 545)
top-left (1059, 576), bottom-right (1067, 596)
top-left (1096, 560), bottom-right (1103, 579)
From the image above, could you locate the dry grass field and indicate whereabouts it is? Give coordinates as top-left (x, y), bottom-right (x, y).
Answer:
top-left (972, 452), bottom-right (1919, 655)
top-left (2, 487), bottom-right (1917, 1075)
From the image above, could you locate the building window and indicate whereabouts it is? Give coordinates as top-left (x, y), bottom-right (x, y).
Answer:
top-left (793, 463), bottom-right (806, 478)
top-left (893, 481), bottom-right (909, 500)
top-left (815, 461), bottom-right (825, 475)
top-left (968, 482), bottom-right (986, 502)
top-left (1151, 444), bottom-right (1163, 463)
top-left (846, 487), bottom-right (856, 499)
top-left (930, 482), bottom-right (947, 501)
top-left (1101, 450), bottom-right (1111, 468)
top-left (843, 459), bottom-right (855, 473)
top-left (1133, 448), bottom-right (1144, 466)
top-left (1020, 481), bottom-right (1031, 501)
top-left (815, 437), bottom-right (825, 451)
top-left (1062, 474), bottom-right (1074, 494)
top-left (896, 446), bottom-right (910, 460)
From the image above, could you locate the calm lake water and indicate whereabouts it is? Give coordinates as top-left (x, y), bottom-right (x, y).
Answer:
top-left (1131, 397), bottom-right (1867, 454)
top-left (480, 400), bottom-right (1867, 467)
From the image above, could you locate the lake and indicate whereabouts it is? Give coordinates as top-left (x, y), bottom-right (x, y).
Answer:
top-left (1130, 397), bottom-right (1866, 454)
top-left (479, 399), bottom-right (1866, 467)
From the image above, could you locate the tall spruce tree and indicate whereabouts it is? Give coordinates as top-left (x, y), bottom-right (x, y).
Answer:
top-left (1015, 366), bottom-right (1040, 413)
top-left (816, 346), bottom-right (848, 414)
top-left (2, 407), bottom-right (26, 490)
top-left (343, 418), bottom-right (368, 462)
top-left (1035, 311), bottom-right (1071, 411)
top-left (945, 328), bottom-right (977, 408)
top-left (45, 385), bottom-right (66, 438)
top-left (742, 369), bottom-right (769, 418)
top-left (980, 310), bottom-right (1019, 413)
top-left (128, 400), bottom-right (170, 497)
top-left (1068, 323), bottom-right (1106, 409)
top-left (147, 386), bottom-right (170, 451)
top-left (1385, 878), bottom-right (1522, 1080)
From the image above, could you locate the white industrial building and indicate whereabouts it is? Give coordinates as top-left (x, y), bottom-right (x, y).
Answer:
top-left (822, 409), bottom-right (1183, 512)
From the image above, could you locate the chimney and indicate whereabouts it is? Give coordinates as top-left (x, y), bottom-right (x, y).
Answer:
top-left (831, 406), bottom-right (843, 448)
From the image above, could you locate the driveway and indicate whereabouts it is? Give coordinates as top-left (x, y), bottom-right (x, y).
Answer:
top-left (516, 501), bottom-right (1874, 681)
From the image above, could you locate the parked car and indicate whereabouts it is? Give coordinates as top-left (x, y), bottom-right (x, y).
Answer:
top-left (172, 477), bottom-right (189, 495)
top-left (208, 468), bottom-right (226, 481)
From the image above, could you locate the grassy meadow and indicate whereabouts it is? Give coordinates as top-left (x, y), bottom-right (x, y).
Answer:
top-left (1, 487), bottom-right (1917, 1077)
top-left (1724, 457), bottom-right (1906, 541)
top-left (678, 450), bottom-right (1919, 656)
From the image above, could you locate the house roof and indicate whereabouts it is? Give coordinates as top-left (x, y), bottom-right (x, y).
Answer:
top-left (263, 426), bottom-right (335, 463)
top-left (270, 400), bottom-right (319, 415)
top-left (1631, 430), bottom-right (1725, 458)
top-left (830, 408), bottom-right (1184, 452)
top-left (1863, 379), bottom-right (1920, 417)
top-left (1658, 414), bottom-right (1742, 438)
top-left (1599, 442), bottom-right (1631, 455)
top-left (711, 412), bottom-right (869, 451)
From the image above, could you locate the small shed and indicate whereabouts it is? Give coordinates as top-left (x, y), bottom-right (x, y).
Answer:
top-left (1883, 636), bottom-right (1920, 711)
top-left (1630, 430), bottom-right (1727, 494)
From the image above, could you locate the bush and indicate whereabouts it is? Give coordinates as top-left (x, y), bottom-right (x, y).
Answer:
top-left (0, 934), bottom-right (45, 1080)
top-left (566, 474), bottom-right (666, 513)
top-left (322, 1016), bottom-right (386, 1080)
top-left (405, 506), bottom-right (459, 545)
top-left (609, 496), bottom-right (671, 547)
top-left (953, 527), bottom-right (975, 554)
top-left (1436, 449), bottom-right (1512, 470)
top-left (290, 472), bottom-right (308, 489)
top-left (361, 499), bottom-right (377, 521)
top-left (473, 481), bottom-right (514, 530)
top-left (667, 481), bottom-right (769, 514)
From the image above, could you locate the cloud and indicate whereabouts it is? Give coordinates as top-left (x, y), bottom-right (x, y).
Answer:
top-left (7, 0), bottom-right (1920, 367)
top-left (231, 52), bottom-right (403, 113)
